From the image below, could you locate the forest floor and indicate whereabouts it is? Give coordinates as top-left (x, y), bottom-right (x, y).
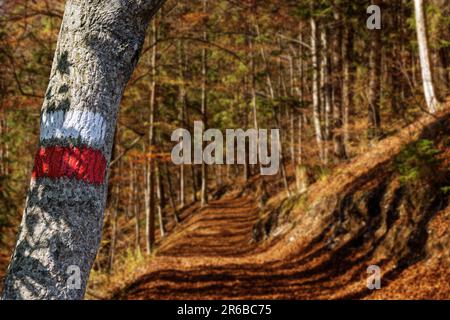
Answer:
top-left (110, 104), bottom-right (450, 300)
top-left (110, 193), bottom-right (449, 300)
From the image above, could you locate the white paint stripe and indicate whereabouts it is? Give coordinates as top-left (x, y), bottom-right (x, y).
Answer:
top-left (40, 110), bottom-right (106, 146)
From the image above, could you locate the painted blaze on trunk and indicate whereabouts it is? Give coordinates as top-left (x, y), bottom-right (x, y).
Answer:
top-left (2, 0), bottom-right (165, 300)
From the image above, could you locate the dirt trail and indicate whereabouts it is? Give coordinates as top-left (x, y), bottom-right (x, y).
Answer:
top-left (113, 189), bottom-right (449, 300)
top-left (157, 196), bottom-right (259, 258)
top-left (114, 194), bottom-right (280, 299)
top-left (113, 193), bottom-right (375, 300)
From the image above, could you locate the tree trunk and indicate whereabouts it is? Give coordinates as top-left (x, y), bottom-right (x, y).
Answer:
top-left (332, 9), bottom-right (348, 160)
top-left (177, 40), bottom-right (187, 207)
top-left (242, 75), bottom-right (250, 182)
top-left (144, 150), bottom-right (156, 256)
top-left (155, 161), bottom-right (166, 237)
top-left (320, 28), bottom-right (332, 164)
top-left (368, 0), bottom-right (382, 139)
top-left (288, 55), bottom-right (296, 168)
top-left (2, 0), bottom-right (165, 300)
top-left (191, 165), bottom-right (198, 203)
top-left (296, 26), bottom-right (305, 166)
top-left (108, 178), bottom-right (120, 274)
top-left (414, 0), bottom-right (439, 113)
top-left (200, 0), bottom-right (208, 207)
top-left (310, 17), bottom-right (324, 163)
top-left (131, 161), bottom-right (141, 255)
top-left (342, 27), bottom-right (354, 148)
top-left (249, 34), bottom-right (262, 177)
top-left (163, 161), bottom-right (179, 224)
top-left (144, 18), bottom-right (158, 257)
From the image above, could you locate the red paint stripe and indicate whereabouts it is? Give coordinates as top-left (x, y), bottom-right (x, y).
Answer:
top-left (32, 146), bottom-right (106, 185)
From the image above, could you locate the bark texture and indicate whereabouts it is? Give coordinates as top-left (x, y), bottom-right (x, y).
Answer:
top-left (2, 0), bottom-right (165, 300)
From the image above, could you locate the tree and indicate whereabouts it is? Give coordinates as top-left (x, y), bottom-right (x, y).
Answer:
top-left (144, 18), bottom-right (158, 256)
top-left (177, 40), bottom-right (187, 207)
top-left (367, 0), bottom-right (382, 139)
top-left (332, 5), bottom-right (348, 160)
top-left (2, 0), bottom-right (166, 300)
top-left (200, 0), bottom-right (209, 207)
top-left (310, 15), bottom-right (325, 162)
top-left (414, 0), bottom-right (439, 113)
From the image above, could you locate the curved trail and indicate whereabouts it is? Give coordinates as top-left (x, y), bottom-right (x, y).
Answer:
top-left (113, 194), bottom-right (369, 300)
top-left (113, 182), bottom-right (449, 300)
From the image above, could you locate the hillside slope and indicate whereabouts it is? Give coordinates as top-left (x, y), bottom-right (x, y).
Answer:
top-left (111, 106), bottom-right (450, 300)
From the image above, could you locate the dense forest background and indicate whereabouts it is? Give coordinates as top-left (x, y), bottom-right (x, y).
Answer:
top-left (0, 0), bottom-right (449, 298)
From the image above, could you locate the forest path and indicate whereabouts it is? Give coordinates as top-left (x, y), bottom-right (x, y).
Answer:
top-left (112, 183), bottom-right (449, 300)
top-left (112, 193), bottom-right (315, 300)
top-left (157, 195), bottom-right (259, 258)
top-left (112, 192), bottom-right (363, 300)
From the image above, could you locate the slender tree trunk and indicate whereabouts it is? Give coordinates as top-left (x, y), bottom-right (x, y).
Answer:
top-left (242, 76), bottom-right (250, 182)
top-left (108, 170), bottom-right (120, 274)
top-left (249, 36), bottom-right (259, 137)
top-left (275, 110), bottom-right (292, 198)
top-left (155, 161), bottom-right (166, 237)
top-left (288, 55), bottom-right (296, 168)
top-left (200, 0), bottom-right (208, 207)
top-left (320, 28), bottom-right (332, 164)
top-left (368, 0), bottom-right (382, 139)
top-left (249, 33), bottom-right (263, 179)
top-left (108, 135), bottom-right (120, 274)
top-left (310, 17), bottom-right (324, 162)
top-left (145, 18), bottom-right (158, 256)
top-left (342, 27), bottom-right (354, 147)
top-left (414, 0), bottom-right (439, 113)
top-left (290, 109), bottom-right (296, 168)
top-left (163, 161), bottom-right (179, 224)
top-left (298, 114), bottom-right (303, 166)
top-left (132, 161), bottom-right (141, 255)
top-left (2, 0), bottom-right (166, 300)
top-left (144, 150), bottom-right (156, 256)
top-left (177, 40), bottom-right (187, 207)
top-left (332, 9), bottom-right (348, 160)
top-left (297, 26), bottom-right (305, 166)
